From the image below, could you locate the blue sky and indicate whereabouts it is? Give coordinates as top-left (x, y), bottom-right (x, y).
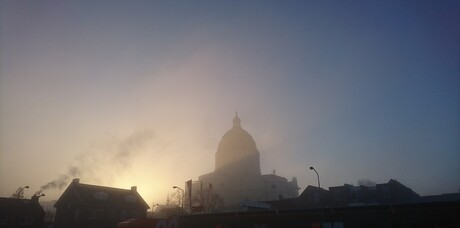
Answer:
top-left (1, 0), bottom-right (459, 204)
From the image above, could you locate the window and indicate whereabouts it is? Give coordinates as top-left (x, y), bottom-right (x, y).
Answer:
top-left (93, 191), bottom-right (109, 200)
top-left (89, 209), bottom-right (104, 219)
top-left (124, 195), bottom-right (137, 203)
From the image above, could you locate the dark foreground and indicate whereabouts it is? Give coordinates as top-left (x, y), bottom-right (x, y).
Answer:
top-left (118, 201), bottom-right (460, 228)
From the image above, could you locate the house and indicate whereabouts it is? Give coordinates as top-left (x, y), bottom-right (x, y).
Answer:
top-left (0, 195), bottom-right (45, 227)
top-left (376, 179), bottom-right (420, 204)
top-left (329, 179), bottom-right (420, 206)
top-left (54, 178), bottom-right (149, 228)
top-left (296, 185), bottom-right (330, 207)
top-left (266, 179), bottom-right (421, 210)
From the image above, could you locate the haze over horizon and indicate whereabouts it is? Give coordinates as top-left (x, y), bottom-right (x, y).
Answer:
top-left (1, 1), bottom-right (459, 206)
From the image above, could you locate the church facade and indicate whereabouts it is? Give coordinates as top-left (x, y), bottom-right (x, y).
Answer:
top-left (189, 114), bottom-right (299, 209)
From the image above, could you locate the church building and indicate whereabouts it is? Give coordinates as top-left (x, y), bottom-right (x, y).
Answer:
top-left (190, 114), bottom-right (299, 209)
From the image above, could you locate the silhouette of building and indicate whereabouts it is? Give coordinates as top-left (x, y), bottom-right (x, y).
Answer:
top-left (297, 185), bottom-right (331, 207)
top-left (267, 179), bottom-right (421, 210)
top-left (54, 178), bottom-right (149, 227)
top-left (191, 114), bottom-right (299, 209)
top-left (0, 196), bottom-right (45, 227)
top-left (328, 179), bottom-right (420, 206)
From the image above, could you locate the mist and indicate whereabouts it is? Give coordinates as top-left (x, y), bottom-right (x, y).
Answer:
top-left (0, 0), bottom-right (459, 207)
top-left (37, 130), bottom-right (154, 194)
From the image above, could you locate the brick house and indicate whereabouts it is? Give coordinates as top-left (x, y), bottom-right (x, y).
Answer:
top-left (54, 179), bottom-right (149, 227)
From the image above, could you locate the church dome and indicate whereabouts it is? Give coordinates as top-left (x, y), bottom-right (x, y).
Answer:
top-left (215, 113), bottom-right (261, 174)
top-left (218, 114), bottom-right (258, 153)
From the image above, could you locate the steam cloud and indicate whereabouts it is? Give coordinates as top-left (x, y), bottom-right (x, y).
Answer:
top-left (37, 166), bottom-right (81, 194)
top-left (37, 130), bottom-right (153, 193)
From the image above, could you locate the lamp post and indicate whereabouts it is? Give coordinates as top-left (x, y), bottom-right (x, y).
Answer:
top-left (173, 186), bottom-right (185, 209)
top-left (309, 166), bottom-right (323, 227)
top-left (309, 167), bottom-right (320, 195)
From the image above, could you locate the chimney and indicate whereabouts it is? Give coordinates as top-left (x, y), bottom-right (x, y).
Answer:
top-left (131, 186), bottom-right (137, 191)
top-left (73, 178), bottom-right (80, 184)
top-left (31, 195), bottom-right (39, 202)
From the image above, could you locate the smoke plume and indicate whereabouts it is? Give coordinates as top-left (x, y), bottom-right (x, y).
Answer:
top-left (39, 166), bottom-right (81, 192)
top-left (38, 130), bottom-right (153, 192)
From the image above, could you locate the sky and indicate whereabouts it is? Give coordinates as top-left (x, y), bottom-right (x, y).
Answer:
top-left (1, 0), bottom-right (459, 206)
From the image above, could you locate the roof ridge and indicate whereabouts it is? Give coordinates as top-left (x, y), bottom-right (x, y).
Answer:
top-left (77, 182), bottom-right (134, 192)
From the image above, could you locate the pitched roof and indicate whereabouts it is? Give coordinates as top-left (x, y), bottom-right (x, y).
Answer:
top-left (55, 179), bottom-right (150, 210)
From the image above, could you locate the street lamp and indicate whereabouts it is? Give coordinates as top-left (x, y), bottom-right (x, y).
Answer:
top-left (309, 166), bottom-right (323, 227)
top-left (309, 167), bottom-right (320, 191)
top-left (173, 186), bottom-right (185, 209)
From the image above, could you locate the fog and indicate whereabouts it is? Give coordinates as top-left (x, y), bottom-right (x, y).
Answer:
top-left (1, 1), bottom-right (459, 206)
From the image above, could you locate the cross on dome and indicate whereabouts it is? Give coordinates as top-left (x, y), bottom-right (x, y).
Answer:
top-left (233, 112), bottom-right (241, 128)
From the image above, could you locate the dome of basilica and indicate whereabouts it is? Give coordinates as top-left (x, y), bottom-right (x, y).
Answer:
top-left (215, 113), bottom-right (261, 174)
top-left (217, 114), bottom-right (258, 154)
top-left (197, 113), bottom-right (299, 208)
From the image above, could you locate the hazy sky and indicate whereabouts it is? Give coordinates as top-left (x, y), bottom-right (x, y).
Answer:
top-left (1, 1), bottom-right (459, 205)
